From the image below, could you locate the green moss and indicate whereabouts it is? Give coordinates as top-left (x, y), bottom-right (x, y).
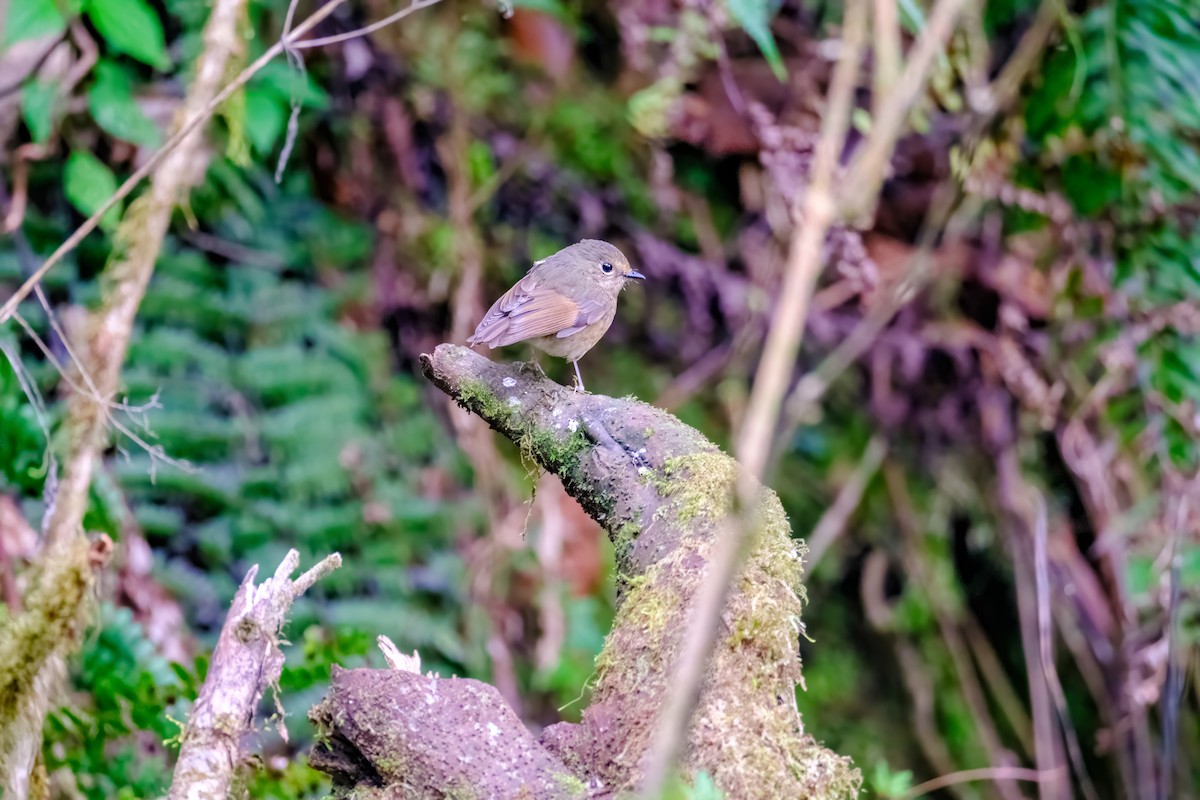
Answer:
top-left (447, 376), bottom-right (859, 799)
top-left (612, 521), bottom-right (641, 563)
top-left (552, 771), bottom-right (587, 797)
top-left (371, 755), bottom-right (403, 774)
top-left (0, 537), bottom-right (94, 766)
top-left (458, 377), bottom-right (595, 491)
top-left (457, 378), bottom-right (515, 428)
top-left (652, 452), bottom-right (738, 524)
top-left (521, 425), bottom-right (590, 477)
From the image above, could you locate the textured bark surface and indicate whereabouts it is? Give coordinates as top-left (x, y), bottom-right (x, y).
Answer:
top-left (310, 668), bottom-right (584, 798)
top-left (309, 344), bottom-right (860, 799)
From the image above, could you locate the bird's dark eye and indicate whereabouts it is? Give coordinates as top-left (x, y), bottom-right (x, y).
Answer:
top-left (601, 262), bottom-right (614, 273)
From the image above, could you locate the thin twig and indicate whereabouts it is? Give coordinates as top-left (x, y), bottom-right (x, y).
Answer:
top-left (289, 0), bottom-right (443, 49)
top-left (905, 766), bottom-right (1066, 798)
top-left (293, 552), bottom-right (343, 595)
top-left (12, 306), bottom-right (191, 475)
top-left (1159, 485), bottom-right (1188, 800)
top-left (805, 434), bottom-right (887, 568)
top-left (1031, 492), bottom-right (1100, 800)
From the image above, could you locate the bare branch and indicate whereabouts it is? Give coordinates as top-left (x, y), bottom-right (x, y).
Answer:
top-left (167, 550), bottom-right (341, 800)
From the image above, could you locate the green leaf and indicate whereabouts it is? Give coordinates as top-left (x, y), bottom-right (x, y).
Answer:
top-left (88, 60), bottom-right (162, 146)
top-left (88, 60), bottom-right (163, 146)
top-left (64, 150), bottom-right (121, 231)
top-left (85, 0), bottom-right (170, 70)
top-left (243, 86), bottom-right (287, 156)
top-left (252, 60), bottom-right (329, 109)
top-left (726, 0), bottom-right (787, 82)
top-left (21, 80), bottom-right (57, 143)
top-left (466, 140), bottom-right (495, 188)
top-left (4, 0), bottom-right (67, 46)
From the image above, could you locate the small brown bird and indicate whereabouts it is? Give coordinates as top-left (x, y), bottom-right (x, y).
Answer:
top-left (467, 240), bottom-right (645, 391)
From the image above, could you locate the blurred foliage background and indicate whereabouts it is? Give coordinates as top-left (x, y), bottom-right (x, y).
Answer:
top-left (1, 0), bottom-right (1198, 797)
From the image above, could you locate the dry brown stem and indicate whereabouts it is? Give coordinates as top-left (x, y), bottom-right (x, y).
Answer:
top-left (805, 434), bottom-right (887, 568)
top-left (643, 0), bottom-right (955, 787)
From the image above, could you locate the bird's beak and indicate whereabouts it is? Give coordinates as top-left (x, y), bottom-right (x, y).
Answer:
top-left (627, 269), bottom-right (646, 281)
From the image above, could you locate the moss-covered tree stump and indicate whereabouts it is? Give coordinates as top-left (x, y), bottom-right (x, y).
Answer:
top-left (309, 344), bottom-right (859, 799)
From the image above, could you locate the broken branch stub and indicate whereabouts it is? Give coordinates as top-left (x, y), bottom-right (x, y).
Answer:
top-left (309, 344), bottom-right (859, 799)
top-left (167, 550), bottom-right (341, 800)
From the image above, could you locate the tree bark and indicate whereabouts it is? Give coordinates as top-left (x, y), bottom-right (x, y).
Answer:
top-left (308, 344), bottom-right (860, 799)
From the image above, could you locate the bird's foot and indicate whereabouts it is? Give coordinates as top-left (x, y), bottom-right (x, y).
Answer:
top-left (518, 360), bottom-right (548, 379)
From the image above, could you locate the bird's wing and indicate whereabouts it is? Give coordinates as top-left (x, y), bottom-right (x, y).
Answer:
top-left (555, 297), bottom-right (610, 338)
top-left (468, 272), bottom-right (589, 348)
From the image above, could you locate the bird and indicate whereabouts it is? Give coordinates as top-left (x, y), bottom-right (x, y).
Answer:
top-left (467, 239), bottom-right (645, 392)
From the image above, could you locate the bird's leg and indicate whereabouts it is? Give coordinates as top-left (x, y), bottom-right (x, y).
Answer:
top-left (518, 348), bottom-right (548, 378)
top-left (572, 361), bottom-right (585, 393)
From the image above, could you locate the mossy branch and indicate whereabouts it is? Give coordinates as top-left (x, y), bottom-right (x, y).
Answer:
top-left (307, 344), bottom-right (859, 799)
top-left (0, 536), bottom-right (112, 798)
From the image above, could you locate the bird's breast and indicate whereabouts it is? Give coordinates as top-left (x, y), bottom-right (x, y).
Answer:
top-left (530, 315), bottom-right (614, 361)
